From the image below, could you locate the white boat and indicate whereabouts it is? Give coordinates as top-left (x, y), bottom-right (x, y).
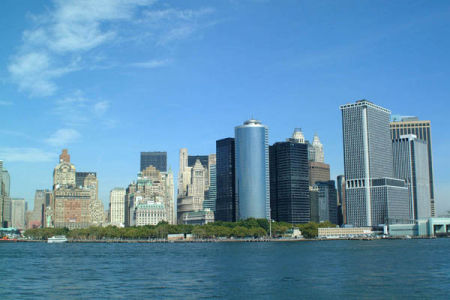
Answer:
top-left (48, 235), bottom-right (68, 243)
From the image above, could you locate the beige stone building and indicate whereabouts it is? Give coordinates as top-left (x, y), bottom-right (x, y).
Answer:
top-left (52, 149), bottom-right (102, 229)
top-left (125, 166), bottom-right (175, 226)
top-left (110, 188), bottom-right (126, 227)
top-left (177, 148), bottom-right (214, 224)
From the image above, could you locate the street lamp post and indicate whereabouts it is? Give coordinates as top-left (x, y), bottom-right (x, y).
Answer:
top-left (269, 219), bottom-right (274, 239)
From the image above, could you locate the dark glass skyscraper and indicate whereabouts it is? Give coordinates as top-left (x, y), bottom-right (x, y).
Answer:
top-left (188, 155), bottom-right (209, 168)
top-left (316, 181), bottom-right (338, 225)
top-left (140, 152), bottom-right (167, 172)
top-left (270, 141), bottom-right (310, 224)
top-left (215, 138), bottom-right (236, 222)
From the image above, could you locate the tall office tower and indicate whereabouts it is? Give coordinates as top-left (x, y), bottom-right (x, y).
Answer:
top-left (29, 190), bottom-right (47, 228)
top-left (336, 175), bottom-right (346, 225)
top-left (177, 148), bottom-right (212, 224)
top-left (140, 152), bottom-right (167, 172)
top-left (177, 159), bottom-right (207, 222)
top-left (270, 141), bottom-right (310, 223)
top-left (309, 162), bottom-right (331, 186)
top-left (311, 134), bottom-right (325, 163)
top-left (392, 135), bottom-right (431, 220)
top-left (0, 161), bottom-right (11, 227)
top-left (11, 198), bottom-right (26, 229)
top-left (53, 149), bottom-right (100, 229)
top-left (216, 138), bottom-right (237, 222)
top-left (340, 100), bottom-right (410, 227)
top-left (203, 154), bottom-right (217, 212)
top-left (235, 119), bottom-right (270, 220)
top-left (110, 188), bottom-right (126, 227)
top-left (29, 190), bottom-right (53, 228)
top-left (390, 117), bottom-right (435, 217)
top-left (316, 181), bottom-right (338, 224)
top-left (309, 186), bottom-right (319, 222)
top-left (177, 148), bottom-right (190, 198)
top-left (141, 165), bottom-right (175, 224)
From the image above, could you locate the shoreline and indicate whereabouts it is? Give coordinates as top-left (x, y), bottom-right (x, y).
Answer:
top-left (12, 236), bottom-right (440, 243)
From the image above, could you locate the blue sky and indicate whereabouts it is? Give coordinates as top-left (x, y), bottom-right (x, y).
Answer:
top-left (1, 0), bottom-right (449, 214)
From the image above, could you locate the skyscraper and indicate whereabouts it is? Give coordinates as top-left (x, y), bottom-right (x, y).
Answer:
top-left (11, 198), bottom-right (26, 230)
top-left (340, 100), bottom-right (410, 227)
top-left (0, 161), bottom-right (11, 227)
top-left (29, 190), bottom-right (48, 228)
top-left (216, 138), bottom-right (237, 222)
top-left (311, 134), bottom-right (324, 163)
top-left (110, 188), bottom-right (126, 227)
top-left (140, 152), bottom-right (167, 172)
top-left (337, 175), bottom-right (346, 225)
top-left (392, 134), bottom-right (431, 220)
top-left (390, 117), bottom-right (435, 216)
top-left (309, 162), bottom-right (330, 186)
top-left (235, 119), bottom-right (270, 220)
top-left (316, 181), bottom-right (338, 225)
top-left (53, 149), bottom-right (101, 229)
top-left (270, 141), bottom-right (310, 224)
top-left (177, 148), bottom-right (213, 223)
top-left (203, 154), bottom-right (217, 212)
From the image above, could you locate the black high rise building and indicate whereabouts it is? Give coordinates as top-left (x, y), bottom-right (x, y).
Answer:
top-left (316, 180), bottom-right (338, 225)
top-left (216, 138), bottom-right (237, 222)
top-left (188, 155), bottom-right (209, 168)
top-left (140, 152), bottom-right (167, 172)
top-left (270, 141), bottom-right (310, 224)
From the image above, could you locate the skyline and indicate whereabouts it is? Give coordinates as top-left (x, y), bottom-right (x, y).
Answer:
top-left (1, 0), bottom-right (449, 214)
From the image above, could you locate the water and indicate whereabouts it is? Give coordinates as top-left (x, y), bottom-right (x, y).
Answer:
top-left (1, 239), bottom-right (449, 299)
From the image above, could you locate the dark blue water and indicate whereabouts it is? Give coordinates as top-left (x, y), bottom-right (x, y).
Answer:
top-left (1, 239), bottom-right (449, 299)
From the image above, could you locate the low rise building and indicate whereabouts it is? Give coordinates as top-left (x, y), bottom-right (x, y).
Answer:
top-left (318, 227), bottom-right (374, 238)
top-left (388, 218), bottom-right (450, 237)
top-left (181, 209), bottom-right (214, 225)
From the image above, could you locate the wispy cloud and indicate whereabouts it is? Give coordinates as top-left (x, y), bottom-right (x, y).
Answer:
top-left (45, 128), bottom-right (81, 147)
top-left (129, 58), bottom-right (171, 68)
top-left (8, 0), bottom-right (154, 97)
top-left (0, 101), bottom-right (13, 106)
top-left (93, 101), bottom-right (110, 117)
top-left (52, 92), bottom-right (112, 127)
top-left (8, 52), bottom-right (78, 97)
top-left (8, 1), bottom-right (216, 97)
top-left (142, 8), bottom-right (216, 45)
top-left (0, 148), bottom-right (56, 162)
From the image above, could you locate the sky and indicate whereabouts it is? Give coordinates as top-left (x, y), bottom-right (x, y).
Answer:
top-left (0, 0), bottom-right (449, 215)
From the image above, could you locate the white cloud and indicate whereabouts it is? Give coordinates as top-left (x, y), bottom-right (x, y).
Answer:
top-left (0, 101), bottom-right (13, 106)
top-left (0, 148), bottom-right (56, 162)
top-left (45, 128), bottom-right (81, 147)
top-left (8, 0), bottom-right (153, 97)
top-left (129, 59), bottom-right (171, 68)
top-left (142, 8), bottom-right (215, 45)
top-left (8, 0), bottom-right (216, 97)
top-left (53, 92), bottom-right (111, 126)
top-left (93, 101), bottom-right (110, 116)
top-left (144, 8), bottom-right (215, 22)
top-left (8, 52), bottom-right (77, 97)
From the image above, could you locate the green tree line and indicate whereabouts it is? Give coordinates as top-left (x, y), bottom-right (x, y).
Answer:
top-left (24, 219), bottom-right (336, 240)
